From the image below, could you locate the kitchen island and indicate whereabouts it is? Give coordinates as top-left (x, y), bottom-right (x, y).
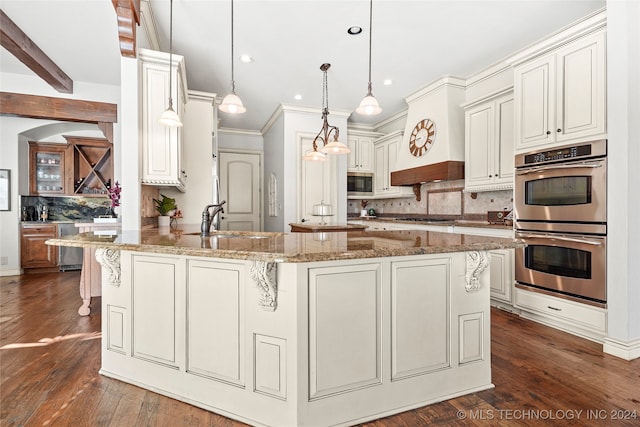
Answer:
top-left (47, 226), bottom-right (523, 427)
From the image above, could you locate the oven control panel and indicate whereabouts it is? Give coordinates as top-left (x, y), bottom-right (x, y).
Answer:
top-left (524, 145), bottom-right (590, 165)
top-left (516, 139), bottom-right (607, 168)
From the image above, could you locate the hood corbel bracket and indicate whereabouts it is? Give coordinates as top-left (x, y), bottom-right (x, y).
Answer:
top-left (412, 184), bottom-right (422, 201)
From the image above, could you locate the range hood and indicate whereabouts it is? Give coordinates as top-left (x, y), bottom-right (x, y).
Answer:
top-left (391, 76), bottom-right (466, 187)
top-left (391, 161), bottom-right (464, 185)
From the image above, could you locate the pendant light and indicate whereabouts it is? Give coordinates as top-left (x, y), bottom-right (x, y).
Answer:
top-left (355, 0), bottom-right (382, 116)
top-left (303, 63), bottom-right (351, 161)
top-left (159, 0), bottom-right (183, 127)
top-left (219, 0), bottom-right (246, 114)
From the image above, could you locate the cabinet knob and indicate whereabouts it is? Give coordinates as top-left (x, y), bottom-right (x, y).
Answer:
top-left (556, 128), bottom-right (562, 133)
top-left (546, 130), bottom-right (551, 135)
top-left (181, 170), bottom-right (187, 178)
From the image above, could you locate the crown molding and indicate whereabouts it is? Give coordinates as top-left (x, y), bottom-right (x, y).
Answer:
top-left (404, 75), bottom-right (467, 104)
top-left (218, 127), bottom-right (263, 137)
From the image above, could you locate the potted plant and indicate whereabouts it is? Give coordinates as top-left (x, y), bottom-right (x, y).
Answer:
top-left (153, 194), bottom-right (177, 227)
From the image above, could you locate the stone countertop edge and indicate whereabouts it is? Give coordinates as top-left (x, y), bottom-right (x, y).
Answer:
top-left (352, 217), bottom-right (513, 230)
top-left (46, 226), bottom-right (524, 264)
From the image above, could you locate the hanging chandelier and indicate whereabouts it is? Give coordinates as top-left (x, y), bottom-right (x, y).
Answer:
top-left (159, 0), bottom-right (183, 127)
top-left (355, 0), bottom-right (382, 116)
top-left (219, 0), bottom-right (246, 114)
top-left (303, 63), bottom-right (351, 161)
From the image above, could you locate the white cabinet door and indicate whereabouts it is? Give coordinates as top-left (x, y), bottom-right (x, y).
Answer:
top-left (496, 96), bottom-right (515, 183)
top-left (465, 103), bottom-right (494, 188)
top-left (514, 29), bottom-right (606, 153)
top-left (139, 49), bottom-right (187, 192)
top-left (514, 55), bottom-right (555, 150)
top-left (488, 249), bottom-right (513, 304)
top-left (555, 30), bottom-right (606, 143)
top-left (348, 136), bottom-right (374, 172)
top-left (372, 133), bottom-right (412, 198)
top-left (464, 91), bottom-right (514, 192)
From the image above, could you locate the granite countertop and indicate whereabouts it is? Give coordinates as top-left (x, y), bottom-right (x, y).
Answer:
top-left (350, 216), bottom-right (513, 230)
top-left (46, 224), bottom-right (524, 263)
top-left (289, 223), bottom-right (368, 231)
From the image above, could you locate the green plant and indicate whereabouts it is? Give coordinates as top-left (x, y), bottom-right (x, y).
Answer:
top-left (153, 194), bottom-right (177, 216)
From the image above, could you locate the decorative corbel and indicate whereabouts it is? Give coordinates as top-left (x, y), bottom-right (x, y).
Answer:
top-left (250, 261), bottom-right (278, 311)
top-left (412, 184), bottom-right (422, 201)
top-left (95, 248), bottom-right (121, 287)
top-left (465, 250), bottom-right (489, 292)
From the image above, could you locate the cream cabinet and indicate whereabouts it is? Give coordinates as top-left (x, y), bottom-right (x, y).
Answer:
top-left (347, 135), bottom-right (375, 172)
top-left (139, 48), bottom-right (188, 192)
top-left (513, 29), bottom-right (606, 153)
top-left (463, 89), bottom-right (514, 192)
top-left (373, 131), bottom-right (412, 198)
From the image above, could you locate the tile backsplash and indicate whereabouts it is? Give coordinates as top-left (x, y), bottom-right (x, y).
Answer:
top-left (348, 180), bottom-right (513, 219)
top-left (20, 195), bottom-right (111, 221)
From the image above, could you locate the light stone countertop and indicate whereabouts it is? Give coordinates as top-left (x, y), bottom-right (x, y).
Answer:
top-left (46, 224), bottom-right (524, 263)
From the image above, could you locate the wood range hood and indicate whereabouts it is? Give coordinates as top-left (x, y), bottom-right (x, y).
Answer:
top-left (390, 161), bottom-right (465, 200)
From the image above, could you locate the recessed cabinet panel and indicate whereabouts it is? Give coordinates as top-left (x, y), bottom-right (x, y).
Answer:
top-left (132, 256), bottom-right (178, 366)
top-left (391, 259), bottom-right (450, 380)
top-left (458, 312), bottom-right (484, 365)
top-left (20, 223), bottom-right (58, 269)
top-left (308, 263), bottom-right (382, 399)
top-left (187, 261), bottom-right (244, 386)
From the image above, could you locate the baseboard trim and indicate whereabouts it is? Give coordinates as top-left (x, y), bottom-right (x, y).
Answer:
top-left (0, 268), bottom-right (22, 277)
top-left (603, 337), bottom-right (640, 360)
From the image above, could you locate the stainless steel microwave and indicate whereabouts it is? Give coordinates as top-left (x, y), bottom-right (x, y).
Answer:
top-left (347, 172), bottom-right (374, 196)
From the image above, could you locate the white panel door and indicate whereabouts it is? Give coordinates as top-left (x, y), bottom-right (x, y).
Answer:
top-left (219, 151), bottom-right (261, 231)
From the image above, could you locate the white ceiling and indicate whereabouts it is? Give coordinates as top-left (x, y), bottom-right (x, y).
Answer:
top-left (0, 0), bottom-right (605, 132)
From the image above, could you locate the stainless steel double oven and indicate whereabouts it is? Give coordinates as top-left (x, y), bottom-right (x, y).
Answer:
top-left (514, 139), bottom-right (607, 306)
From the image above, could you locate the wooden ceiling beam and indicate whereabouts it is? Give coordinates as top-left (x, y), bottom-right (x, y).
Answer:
top-left (112, 0), bottom-right (140, 58)
top-left (0, 10), bottom-right (74, 93)
top-left (0, 92), bottom-right (117, 124)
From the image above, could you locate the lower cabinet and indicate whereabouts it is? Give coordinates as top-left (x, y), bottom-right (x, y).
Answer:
top-left (514, 286), bottom-right (606, 342)
top-left (20, 223), bottom-right (58, 271)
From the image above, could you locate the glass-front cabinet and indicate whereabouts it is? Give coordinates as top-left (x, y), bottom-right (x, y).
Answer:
top-left (29, 143), bottom-right (69, 195)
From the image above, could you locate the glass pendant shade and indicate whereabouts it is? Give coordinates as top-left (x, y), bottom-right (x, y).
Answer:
top-left (160, 105), bottom-right (183, 127)
top-left (219, 92), bottom-right (247, 114)
top-left (356, 93), bottom-right (382, 116)
top-left (302, 150), bottom-right (328, 162)
top-left (320, 139), bottom-right (351, 154)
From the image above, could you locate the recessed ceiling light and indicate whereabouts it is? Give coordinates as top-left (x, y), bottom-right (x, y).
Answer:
top-left (347, 26), bottom-right (362, 35)
top-left (294, 94), bottom-right (302, 100)
top-left (383, 79), bottom-right (393, 86)
top-left (239, 54), bottom-right (253, 63)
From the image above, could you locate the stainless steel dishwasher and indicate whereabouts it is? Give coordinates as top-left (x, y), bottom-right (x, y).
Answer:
top-left (57, 222), bottom-right (83, 271)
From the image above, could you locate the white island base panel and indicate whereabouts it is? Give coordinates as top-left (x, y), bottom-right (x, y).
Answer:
top-left (99, 250), bottom-right (492, 427)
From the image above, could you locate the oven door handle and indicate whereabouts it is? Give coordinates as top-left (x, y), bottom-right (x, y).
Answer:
top-left (516, 162), bottom-right (603, 175)
top-left (517, 233), bottom-right (603, 246)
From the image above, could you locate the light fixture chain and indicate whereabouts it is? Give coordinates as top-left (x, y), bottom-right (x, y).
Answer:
top-left (230, 0), bottom-right (235, 94)
top-left (168, 0), bottom-right (174, 103)
top-left (368, 0), bottom-right (373, 87)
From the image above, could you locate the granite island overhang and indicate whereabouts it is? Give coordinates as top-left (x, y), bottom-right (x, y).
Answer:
top-left (47, 225), bottom-right (524, 427)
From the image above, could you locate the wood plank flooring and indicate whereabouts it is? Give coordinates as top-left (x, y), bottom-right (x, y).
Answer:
top-left (1, 271), bottom-right (639, 426)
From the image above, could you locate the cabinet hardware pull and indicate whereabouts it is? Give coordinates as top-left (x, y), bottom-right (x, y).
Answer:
top-left (546, 130), bottom-right (551, 135)
top-left (557, 128), bottom-right (562, 132)
top-left (547, 305), bottom-right (562, 311)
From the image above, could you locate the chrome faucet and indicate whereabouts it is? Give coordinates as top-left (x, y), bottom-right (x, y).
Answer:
top-left (200, 201), bottom-right (226, 237)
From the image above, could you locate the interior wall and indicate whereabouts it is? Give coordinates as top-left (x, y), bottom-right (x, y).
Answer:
top-left (263, 116), bottom-right (285, 232)
top-left (0, 72), bottom-right (120, 276)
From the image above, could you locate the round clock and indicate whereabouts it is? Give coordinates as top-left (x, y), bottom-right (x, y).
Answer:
top-left (409, 118), bottom-right (436, 157)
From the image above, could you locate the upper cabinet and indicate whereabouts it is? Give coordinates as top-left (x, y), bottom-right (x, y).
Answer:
top-left (347, 131), bottom-right (381, 173)
top-left (139, 49), bottom-right (188, 192)
top-left (29, 143), bottom-right (69, 195)
top-left (513, 29), bottom-right (606, 153)
top-left (463, 88), bottom-right (514, 192)
top-left (29, 137), bottom-right (113, 197)
top-left (64, 136), bottom-right (113, 196)
top-left (373, 131), bottom-right (413, 198)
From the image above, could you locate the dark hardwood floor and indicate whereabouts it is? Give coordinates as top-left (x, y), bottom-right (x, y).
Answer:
top-left (1, 272), bottom-right (639, 426)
